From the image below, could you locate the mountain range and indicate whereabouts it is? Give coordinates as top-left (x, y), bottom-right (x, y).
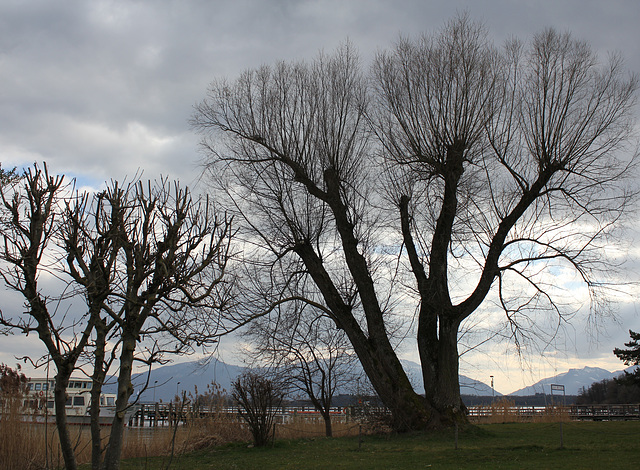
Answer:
top-left (107, 357), bottom-right (635, 403)
top-left (106, 358), bottom-right (245, 403)
top-left (509, 365), bottom-right (637, 396)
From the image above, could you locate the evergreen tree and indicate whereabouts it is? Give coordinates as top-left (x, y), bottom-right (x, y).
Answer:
top-left (614, 330), bottom-right (640, 386)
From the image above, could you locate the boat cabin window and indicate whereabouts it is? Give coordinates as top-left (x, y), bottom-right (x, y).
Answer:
top-left (47, 401), bottom-right (54, 409)
top-left (42, 383), bottom-right (48, 391)
top-left (73, 396), bottom-right (85, 406)
top-left (34, 383), bottom-right (41, 391)
top-left (65, 397), bottom-right (72, 406)
top-left (27, 383), bottom-right (33, 391)
top-left (106, 397), bottom-right (115, 406)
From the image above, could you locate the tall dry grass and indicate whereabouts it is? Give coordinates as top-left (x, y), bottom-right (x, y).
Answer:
top-left (10, 399), bottom-right (582, 468)
top-left (0, 398), bottom-right (46, 470)
top-left (469, 398), bottom-right (571, 424)
top-left (0, 396), bottom-right (85, 470)
top-left (274, 415), bottom-right (362, 439)
top-left (0, 414), bottom-right (251, 469)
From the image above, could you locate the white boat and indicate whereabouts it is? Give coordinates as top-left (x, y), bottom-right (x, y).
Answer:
top-left (24, 377), bottom-right (135, 425)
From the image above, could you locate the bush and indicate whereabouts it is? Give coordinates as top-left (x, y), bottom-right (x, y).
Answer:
top-left (231, 372), bottom-right (284, 447)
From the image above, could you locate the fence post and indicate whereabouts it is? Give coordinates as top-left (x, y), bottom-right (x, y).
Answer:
top-left (455, 422), bottom-right (458, 450)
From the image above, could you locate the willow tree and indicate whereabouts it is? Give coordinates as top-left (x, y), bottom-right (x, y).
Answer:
top-left (193, 16), bottom-right (638, 431)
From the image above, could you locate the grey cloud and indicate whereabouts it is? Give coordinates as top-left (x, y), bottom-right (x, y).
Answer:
top-left (0, 0), bottom-right (638, 381)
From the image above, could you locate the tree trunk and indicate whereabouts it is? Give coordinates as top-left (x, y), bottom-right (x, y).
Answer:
top-left (101, 334), bottom-right (136, 470)
top-left (296, 241), bottom-right (439, 431)
top-left (348, 330), bottom-right (437, 431)
top-left (90, 319), bottom-right (108, 470)
top-left (322, 412), bottom-right (333, 437)
top-left (53, 367), bottom-right (77, 470)
top-left (418, 312), bottom-right (466, 425)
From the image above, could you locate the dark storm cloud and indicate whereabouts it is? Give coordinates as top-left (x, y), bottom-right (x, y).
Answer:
top-left (0, 0), bottom-right (638, 383)
top-left (2, 0), bottom-right (637, 184)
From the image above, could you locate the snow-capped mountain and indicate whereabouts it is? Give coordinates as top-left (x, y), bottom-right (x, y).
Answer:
top-left (509, 366), bottom-right (630, 396)
top-left (106, 358), bottom-right (634, 402)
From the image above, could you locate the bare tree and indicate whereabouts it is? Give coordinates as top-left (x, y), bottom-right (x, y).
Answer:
top-left (61, 187), bottom-right (123, 469)
top-left (0, 166), bottom-right (234, 469)
top-left (94, 179), bottom-right (233, 469)
top-left (244, 300), bottom-right (357, 437)
top-left (193, 16), bottom-right (638, 431)
top-left (232, 370), bottom-right (284, 447)
top-left (0, 164), bottom-right (91, 470)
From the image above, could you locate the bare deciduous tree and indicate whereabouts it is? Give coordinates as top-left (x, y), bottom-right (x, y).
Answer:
top-left (61, 187), bottom-right (124, 469)
top-left (0, 166), bottom-right (234, 469)
top-left (194, 16), bottom-right (638, 431)
top-left (232, 370), bottom-right (284, 447)
top-left (96, 179), bottom-right (233, 469)
top-left (0, 164), bottom-right (90, 470)
top-left (244, 301), bottom-right (357, 437)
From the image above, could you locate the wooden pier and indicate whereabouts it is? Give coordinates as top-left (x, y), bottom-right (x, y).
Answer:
top-left (127, 402), bottom-right (640, 427)
top-left (127, 403), bottom-right (352, 427)
top-left (466, 403), bottom-right (640, 422)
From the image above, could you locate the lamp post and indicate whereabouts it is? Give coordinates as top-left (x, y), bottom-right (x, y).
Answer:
top-left (490, 375), bottom-right (494, 401)
top-left (176, 381), bottom-right (181, 399)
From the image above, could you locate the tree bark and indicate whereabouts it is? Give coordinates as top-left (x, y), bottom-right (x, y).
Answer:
top-left (419, 312), bottom-right (465, 420)
top-left (101, 333), bottom-right (136, 470)
top-left (53, 366), bottom-right (77, 470)
top-left (323, 412), bottom-right (333, 437)
top-left (90, 318), bottom-right (108, 470)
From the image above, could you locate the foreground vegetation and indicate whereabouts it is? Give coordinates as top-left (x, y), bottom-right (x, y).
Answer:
top-left (116, 421), bottom-right (640, 470)
top-left (2, 405), bottom-right (639, 469)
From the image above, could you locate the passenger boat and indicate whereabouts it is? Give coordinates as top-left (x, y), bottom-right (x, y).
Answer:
top-left (24, 377), bottom-right (134, 425)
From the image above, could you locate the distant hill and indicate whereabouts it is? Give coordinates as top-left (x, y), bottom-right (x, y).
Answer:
top-left (104, 357), bottom-right (635, 403)
top-left (400, 359), bottom-right (500, 396)
top-left (508, 366), bottom-right (631, 396)
top-left (114, 357), bottom-right (501, 402)
top-left (104, 358), bottom-right (245, 402)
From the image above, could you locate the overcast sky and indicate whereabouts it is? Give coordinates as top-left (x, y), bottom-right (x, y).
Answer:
top-left (1, 0), bottom-right (639, 394)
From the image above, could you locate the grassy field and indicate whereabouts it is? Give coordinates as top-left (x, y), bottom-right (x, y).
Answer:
top-left (117, 421), bottom-right (640, 469)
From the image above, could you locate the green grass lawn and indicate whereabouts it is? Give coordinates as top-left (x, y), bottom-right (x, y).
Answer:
top-left (119, 421), bottom-right (640, 469)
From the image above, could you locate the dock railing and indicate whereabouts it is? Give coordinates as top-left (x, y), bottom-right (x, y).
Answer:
top-left (126, 402), bottom-right (640, 427)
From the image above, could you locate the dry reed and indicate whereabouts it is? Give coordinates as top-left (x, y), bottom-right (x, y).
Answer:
top-left (274, 415), bottom-right (362, 439)
top-left (1, 403), bottom-right (254, 469)
top-left (469, 398), bottom-right (571, 424)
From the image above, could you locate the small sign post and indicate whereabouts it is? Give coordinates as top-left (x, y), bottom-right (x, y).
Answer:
top-left (550, 384), bottom-right (566, 448)
top-left (550, 384), bottom-right (566, 405)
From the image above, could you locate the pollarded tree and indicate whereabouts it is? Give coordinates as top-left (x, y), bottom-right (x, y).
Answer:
top-left (193, 16), bottom-right (638, 431)
top-left (0, 166), bottom-right (234, 470)
top-left (96, 179), bottom-right (233, 470)
top-left (61, 187), bottom-right (125, 470)
top-left (62, 178), bottom-right (234, 470)
top-left (0, 164), bottom-right (92, 470)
